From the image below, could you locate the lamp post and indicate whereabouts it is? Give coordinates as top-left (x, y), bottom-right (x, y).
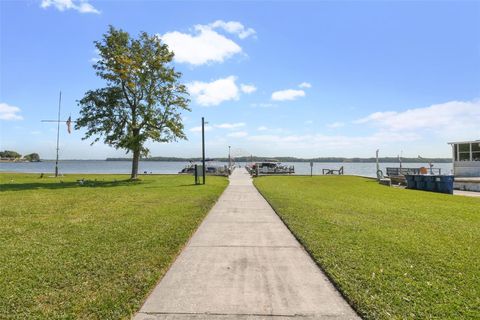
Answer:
top-left (202, 117), bottom-right (206, 184)
top-left (228, 145), bottom-right (231, 170)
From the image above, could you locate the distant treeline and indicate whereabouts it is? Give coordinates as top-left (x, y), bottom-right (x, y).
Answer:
top-left (0, 150), bottom-right (40, 162)
top-left (106, 156), bottom-right (452, 163)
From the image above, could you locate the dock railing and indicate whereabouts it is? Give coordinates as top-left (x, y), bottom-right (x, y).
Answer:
top-left (322, 166), bottom-right (344, 175)
top-left (386, 167), bottom-right (442, 176)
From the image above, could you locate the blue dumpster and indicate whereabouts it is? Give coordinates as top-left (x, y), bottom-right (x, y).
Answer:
top-left (414, 175), bottom-right (425, 190)
top-left (414, 175), bottom-right (423, 182)
top-left (436, 175), bottom-right (454, 194)
top-left (424, 176), bottom-right (437, 192)
top-left (416, 181), bottom-right (426, 190)
top-left (405, 175), bottom-right (416, 189)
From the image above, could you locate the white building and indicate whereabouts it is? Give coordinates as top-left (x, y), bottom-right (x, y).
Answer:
top-left (448, 140), bottom-right (480, 176)
top-left (448, 140), bottom-right (480, 191)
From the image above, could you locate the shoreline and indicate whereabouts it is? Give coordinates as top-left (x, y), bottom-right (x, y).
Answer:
top-left (0, 160), bottom-right (41, 163)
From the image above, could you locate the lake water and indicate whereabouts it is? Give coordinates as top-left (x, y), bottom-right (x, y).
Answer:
top-left (0, 160), bottom-right (453, 178)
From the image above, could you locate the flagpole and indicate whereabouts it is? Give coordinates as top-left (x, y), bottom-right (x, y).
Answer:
top-left (55, 91), bottom-right (62, 177)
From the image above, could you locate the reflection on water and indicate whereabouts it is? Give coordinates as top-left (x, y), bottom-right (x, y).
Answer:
top-left (0, 160), bottom-right (453, 178)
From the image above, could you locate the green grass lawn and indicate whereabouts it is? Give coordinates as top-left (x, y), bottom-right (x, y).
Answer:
top-left (254, 175), bottom-right (480, 320)
top-left (0, 173), bottom-right (227, 319)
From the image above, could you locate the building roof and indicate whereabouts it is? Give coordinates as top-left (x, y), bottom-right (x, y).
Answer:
top-left (447, 140), bottom-right (480, 145)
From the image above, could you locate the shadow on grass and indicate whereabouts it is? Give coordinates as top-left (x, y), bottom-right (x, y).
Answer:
top-left (140, 183), bottom-right (197, 189)
top-left (0, 179), bottom-right (149, 192)
top-left (177, 184), bottom-right (204, 187)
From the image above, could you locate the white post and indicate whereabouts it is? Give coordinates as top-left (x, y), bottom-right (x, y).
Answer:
top-left (457, 144), bottom-right (460, 164)
top-left (452, 144), bottom-right (456, 175)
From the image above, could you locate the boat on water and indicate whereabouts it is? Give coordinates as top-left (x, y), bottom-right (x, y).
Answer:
top-left (179, 159), bottom-right (230, 176)
top-left (246, 159), bottom-right (295, 175)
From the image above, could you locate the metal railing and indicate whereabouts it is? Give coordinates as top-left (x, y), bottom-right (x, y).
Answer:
top-left (322, 166), bottom-right (344, 175)
top-left (386, 167), bottom-right (442, 176)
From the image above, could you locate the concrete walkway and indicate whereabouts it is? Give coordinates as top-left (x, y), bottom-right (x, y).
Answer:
top-left (454, 190), bottom-right (480, 197)
top-left (134, 168), bottom-right (359, 320)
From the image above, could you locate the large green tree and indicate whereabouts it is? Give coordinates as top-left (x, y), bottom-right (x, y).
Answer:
top-left (76, 26), bottom-right (190, 179)
top-left (0, 150), bottom-right (21, 159)
top-left (24, 153), bottom-right (40, 162)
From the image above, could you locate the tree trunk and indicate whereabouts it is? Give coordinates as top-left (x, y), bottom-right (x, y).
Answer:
top-left (131, 148), bottom-right (140, 180)
top-left (130, 125), bottom-right (140, 180)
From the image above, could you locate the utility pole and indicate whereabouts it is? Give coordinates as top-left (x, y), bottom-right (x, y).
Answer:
top-left (228, 145), bottom-right (231, 169)
top-left (202, 117), bottom-right (206, 184)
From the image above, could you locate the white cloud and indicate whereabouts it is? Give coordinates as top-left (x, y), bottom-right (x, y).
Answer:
top-left (89, 48), bottom-right (100, 64)
top-left (189, 125), bottom-right (213, 133)
top-left (40, 0), bottom-right (100, 14)
top-left (76, 1), bottom-right (98, 13)
top-left (215, 122), bottom-right (245, 129)
top-left (208, 20), bottom-right (256, 39)
top-left (298, 82), bottom-right (312, 88)
top-left (247, 131), bottom-right (420, 149)
top-left (243, 102), bottom-right (480, 154)
top-left (327, 121), bottom-right (345, 128)
top-left (188, 76), bottom-right (240, 106)
top-left (227, 131), bottom-right (248, 138)
top-left (354, 100), bottom-right (480, 134)
top-left (271, 89), bottom-right (305, 101)
top-left (240, 84), bottom-right (257, 94)
top-left (160, 20), bottom-right (254, 65)
top-left (304, 120), bottom-right (313, 125)
top-left (161, 28), bottom-right (240, 66)
top-left (254, 126), bottom-right (288, 134)
top-left (0, 102), bottom-right (23, 120)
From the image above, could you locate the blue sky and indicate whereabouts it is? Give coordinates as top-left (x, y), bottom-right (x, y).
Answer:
top-left (1, 0), bottom-right (479, 159)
